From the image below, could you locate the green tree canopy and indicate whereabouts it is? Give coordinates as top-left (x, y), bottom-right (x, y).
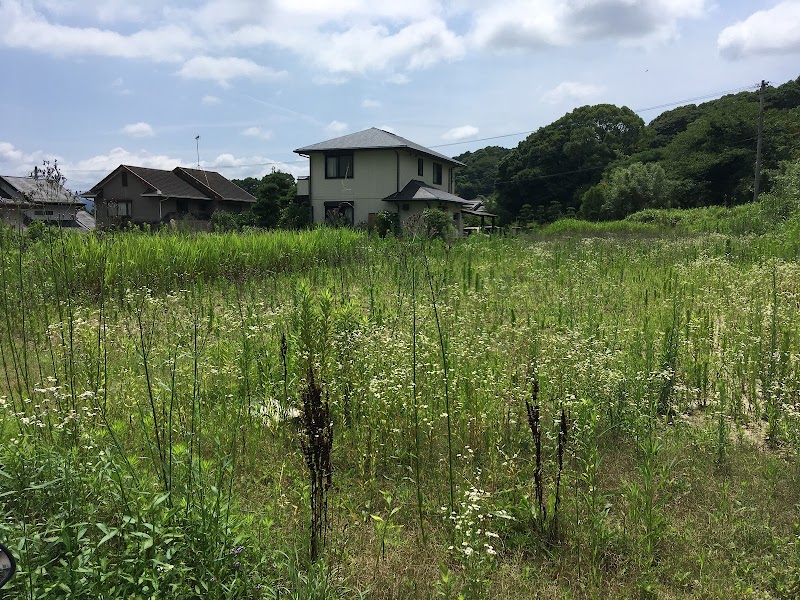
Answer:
top-left (454, 146), bottom-right (510, 199)
top-left (233, 170), bottom-right (298, 229)
top-left (581, 162), bottom-right (675, 220)
top-left (496, 104), bottom-right (646, 223)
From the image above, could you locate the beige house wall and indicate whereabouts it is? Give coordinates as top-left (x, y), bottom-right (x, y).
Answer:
top-left (308, 149), bottom-right (456, 226)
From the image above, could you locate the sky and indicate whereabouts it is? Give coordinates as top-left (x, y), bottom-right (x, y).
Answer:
top-left (1, 0), bottom-right (799, 193)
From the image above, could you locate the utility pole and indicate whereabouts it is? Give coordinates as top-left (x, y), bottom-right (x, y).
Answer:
top-left (753, 79), bottom-right (768, 202)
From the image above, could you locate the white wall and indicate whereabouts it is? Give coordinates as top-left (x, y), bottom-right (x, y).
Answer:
top-left (308, 148), bottom-right (456, 226)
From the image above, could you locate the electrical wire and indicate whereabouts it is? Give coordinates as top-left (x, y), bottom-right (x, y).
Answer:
top-left (60, 81), bottom-right (767, 175)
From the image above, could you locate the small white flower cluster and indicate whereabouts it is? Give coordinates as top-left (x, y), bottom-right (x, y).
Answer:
top-left (446, 486), bottom-right (501, 561)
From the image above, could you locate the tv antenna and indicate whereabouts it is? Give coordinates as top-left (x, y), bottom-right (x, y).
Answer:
top-left (195, 135), bottom-right (211, 188)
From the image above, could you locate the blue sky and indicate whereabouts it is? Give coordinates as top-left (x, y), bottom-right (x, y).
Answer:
top-left (1, 0), bottom-right (799, 192)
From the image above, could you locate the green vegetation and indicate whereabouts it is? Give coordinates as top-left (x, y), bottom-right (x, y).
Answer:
top-left (226, 170), bottom-right (311, 230)
top-left (453, 146), bottom-right (510, 200)
top-left (474, 76), bottom-right (800, 225)
top-left (2, 203), bottom-right (800, 597)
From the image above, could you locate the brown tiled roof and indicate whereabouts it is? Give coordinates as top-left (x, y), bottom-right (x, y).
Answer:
top-left (174, 167), bottom-right (256, 203)
top-left (89, 165), bottom-right (256, 203)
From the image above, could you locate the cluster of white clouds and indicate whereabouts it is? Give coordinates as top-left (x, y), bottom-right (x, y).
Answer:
top-left (718, 1), bottom-right (800, 59)
top-left (3, 0), bottom-right (796, 89)
top-left (121, 122), bottom-right (155, 138)
top-left (542, 81), bottom-right (606, 104)
top-left (442, 125), bottom-right (479, 141)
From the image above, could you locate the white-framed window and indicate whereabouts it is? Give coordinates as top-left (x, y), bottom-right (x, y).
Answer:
top-left (418, 158), bottom-right (424, 177)
top-left (325, 153), bottom-right (354, 179)
top-left (433, 162), bottom-right (443, 185)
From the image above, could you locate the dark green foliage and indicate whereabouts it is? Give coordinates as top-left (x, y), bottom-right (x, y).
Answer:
top-left (453, 146), bottom-right (510, 199)
top-left (646, 104), bottom-right (703, 149)
top-left (496, 104), bottom-right (646, 223)
top-left (470, 77), bottom-right (800, 223)
top-left (279, 198), bottom-right (312, 230)
top-left (374, 210), bottom-right (399, 237)
top-left (233, 170), bottom-right (298, 229)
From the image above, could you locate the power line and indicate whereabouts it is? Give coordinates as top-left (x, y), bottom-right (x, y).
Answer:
top-left (429, 84), bottom-right (760, 150)
top-left (62, 81), bottom-right (765, 176)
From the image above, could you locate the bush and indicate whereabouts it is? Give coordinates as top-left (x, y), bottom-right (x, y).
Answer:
top-left (374, 211), bottom-right (399, 237)
top-left (421, 208), bottom-right (456, 241)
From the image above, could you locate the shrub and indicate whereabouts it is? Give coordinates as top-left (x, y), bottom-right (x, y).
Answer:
top-left (374, 210), bottom-right (399, 237)
top-left (421, 208), bottom-right (456, 241)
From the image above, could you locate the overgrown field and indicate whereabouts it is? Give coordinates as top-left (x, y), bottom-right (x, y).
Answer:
top-left (2, 227), bottom-right (800, 599)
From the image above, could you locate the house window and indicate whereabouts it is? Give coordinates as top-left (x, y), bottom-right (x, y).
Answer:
top-left (177, 199), bottom-right (189, 214)
top-left (453, 212), bottom-right (460, 222)
top-left (323, 201), bottom-right (354, 226)
top-left (433, 163), bottom-right (442, 185)
top-left (110, 201), bottom-right (131, 217)
top-left (417, 158), bottom-right (424, 177)
top-left (121, 172), bottom-right (128, 187)
top-left (325, 153), bottom-right (354, 179)
top-left (34, 210), bottom-right (54, 216)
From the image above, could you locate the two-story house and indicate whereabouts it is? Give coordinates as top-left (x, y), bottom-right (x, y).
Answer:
top-left (294, 128), bottom-right (468, 233)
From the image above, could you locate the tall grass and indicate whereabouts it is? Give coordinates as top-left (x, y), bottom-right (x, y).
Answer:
top-left (1, 224), bottom-right (800, 597)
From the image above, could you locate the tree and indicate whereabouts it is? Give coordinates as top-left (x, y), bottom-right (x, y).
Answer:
top-left (233, 170), bottom-right (297, 228)
top-left (496, 104), bottom-right (646, 223)
top-left (454, 146), bottom-right (510, 199)
top-left (582, 162), bottom-right (674, 220)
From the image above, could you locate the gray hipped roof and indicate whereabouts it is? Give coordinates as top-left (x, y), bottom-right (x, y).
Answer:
top-left (383, 180), bottom-right (470, 205)
top-left (0, 175), bottom-right (83, 205)
top-left (294, 128), bottom-right (465, 166)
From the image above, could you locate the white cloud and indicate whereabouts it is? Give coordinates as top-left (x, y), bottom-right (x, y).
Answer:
top-left (34, 0), bottom-right (164, 24)
top-left (362, 98), bottom-right (382, 108)
top-left (0, 141), bottom-right (57, 177)
top-left (386, 73), bottom-right (411, 85)
top-left (306, 18), bottom-right (464, 74)
top-left (325, 121), bottom-right (349, 135)
top-left (378, 125), bottom-right (398, 134)
top-left (177, 56), bottom-right (288, 87)
top-left (204, 153), bottom-right (307, 179)
top-left (441, 125), bottom-right (479, 141)
top-left (201, 95), bottom-right (221, 105)
top-left (469, 0), bottom-right (707, 50)
top-left (0, 0), bottom-right (198, 62)
top-left (72, 147), bottom-right (180, 176)
top-left (241, 127), bottom-right (273, 140)
top-left (542, 81), bottom-right (606, 104)
top-left (718, 1), bottom-right (800, 59)
top-left (121, 122), bottom-right (155, 138)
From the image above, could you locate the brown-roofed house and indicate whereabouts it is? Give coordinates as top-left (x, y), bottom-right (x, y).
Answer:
top-left (88, 165), bottom-right (256, 228)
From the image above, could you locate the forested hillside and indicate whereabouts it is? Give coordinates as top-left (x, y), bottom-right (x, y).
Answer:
top-left (458, 77), bottom-right (800, 225)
